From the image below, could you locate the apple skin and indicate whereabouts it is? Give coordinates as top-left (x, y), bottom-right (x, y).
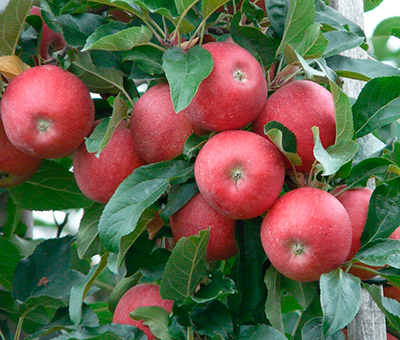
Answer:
top-left (73, 120), bottom-right (146, 204)
top-left (0, 118), bottom-right (43, 188)
top-left (194, 130), bottom-right (285, 220)
top-left (260, 187), bottom-right (352, 282)
top-left (30, 6), bottom-right (67, 61)
top-left (130, 83), bottom-right (202, 164)
top-left (170, 193), bottom-right (237, 261)
top-left (252, 80), bottom-right (336, 173)
top-left (113, 283), bottom-right (173, 340)
top-left (384, 284), bottom-right (400, 303)
top-left (182, 42), bottom-right (268, 132)
top-left (0, 65), bottom-right (95, 159)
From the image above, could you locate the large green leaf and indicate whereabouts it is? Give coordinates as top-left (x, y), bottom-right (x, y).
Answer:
top-left (302, 318), bottom-right (345, 340)
top-left (123, 45), bottom-right (164, 75)
top-left (8, 160), bottom-right (92, 211)
top-left (130, 306), bottom-right (171, 340)
top-left (320, 269), bottom-right (361, 338)
top-left (296, 23), bottom-right (328, 59)
top-left (280, 276), bottom-right (318, 311)
top-left (76, 203), bottom-right (104, 260)
top-left (0, 236), bottom-right (22, 291)
top-left (230, 13), bottom-right (278, 69)
top-left (361, 177), bottom-right (400, 246)
top-left (160, 229), bottom-right (209, 303)
top-left (353, 76), bottom-right (400, 138)
top-left (83, 24), bottom-right (153, 51)
top-left (325, 55), bottom-right (400, 82)
top-left (265, 0), bottom-right (289, 36)
top-left (322, 31), bottom-right (364, 59)
top-left (201, 0), bottom-right (230, 18)
top-left (364, 0), bottom-right (384, 11)
top-left (356, 239), bottom-right (400, 269)
top-left (174, 0), bottom-right (199, 15)
top-left (0, 0), bottom-right (34, 56)
top-left (233, 219), bottom-right (267, 325)
top-left (162, 45), bottom-right (214, 112)
top-left (98, 160), bottom-right (193, 254)
top-left (276, 0), bottom-right (315, 56)
top-left (264, 266), bottom-right (284, 333)
top-left (236, 324), bottom-right (287, 339)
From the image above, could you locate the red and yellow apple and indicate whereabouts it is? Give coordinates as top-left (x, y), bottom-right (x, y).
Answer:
top-left (182, 41), bottom-right (268, 132)
top-left (261, 187), bottom-right (352, 282)
top-left (113, 283), bottom-right (173, 340)
top-left (252, 80), bottom-right (336, 173)
top-left (73, 120), bottom-right (146, 204)
top-left (170, 193), bottom-right (237, 261)
top-left (194, 130), bottom-right (285, 220)
top-left (0, 65), bottom-right (95, 159)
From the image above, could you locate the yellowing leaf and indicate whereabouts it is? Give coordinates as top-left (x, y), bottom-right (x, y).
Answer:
top-left (0, 55), bottom-right (30, 81)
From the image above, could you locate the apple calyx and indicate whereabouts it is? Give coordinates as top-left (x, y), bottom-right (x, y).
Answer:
top-left (291, 242), bottom-right (306, 255)
top-left (37, 118), bottom-right (52, 133)
top-left (233, 69), bottom-right (246, 82)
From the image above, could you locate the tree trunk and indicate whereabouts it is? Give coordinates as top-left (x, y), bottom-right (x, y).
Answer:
top-left (329, 1), bottom-right (386, 340)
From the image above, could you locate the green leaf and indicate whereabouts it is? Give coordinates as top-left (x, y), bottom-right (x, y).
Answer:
top-left (12, 236), bottom-right (76, 303)
top-left (159, 181), bottom-right (198, 223)
top-left (371, 17), bottom-right (400, 65)
top-left (264, 121), bottom-right (302, 167)
top-left (130, 306), bottom-right (171, 340)
top-left (236, 324), bottom-right (288, 340)
top-left (69, 51), bottom-right (124, 95)
top-left (296, 23), bottom-right (328, 59)
top-left (98, 160), bottom-right (193, 254)
top-left (264, 266), bottom-right (284, 333)
top-left (230, 12), bottom-right (278, 69)
top-left (280, 276), bottom-right (318, 310)
top-left (183, 133), bottom-right (210, 161)
top-left (174, 0), bottom-right (198, 15)
top-left (83, 24), bottom-right (153, 51)
top-left (325, 55), bottom-right (400, 82)
top-left (201, 0), bottom-right (230, 19)
top-left (85, 94), bottom-right (129, 156)
top-left (356, 239), bottom-right (400, 269)
top-left (123, 45), bottom-right (164, 75)
top-left (191, 300), bottom-right (233, 338)
top-left (313, 127), bottom-right (358, 176)
top-left (276, 0), bottom-right (315, 56)
top-left (8, 160), bottom-right (92, 211)
top-left (76, 203), bottom-right (104, 260)
top-left (233, 218), bottom-right (267, 324)
top-left (364, 0), bottom-right (384, 11)
top-left (302, 318), bottom-right (345, 340)
top-left (345, 157), bottom-right (398, 188)
top-left (322, 31), bottom-right (365, 59)
top-left (69, 254), bottom-right (108, 325)
top-left (160, 229), bottom-right (209, 303)
top-left (353, 134), bottom-right (387, 165)
top-left (353, 77), bottom-right (400, 138)
top-left (0, 0), bottom-right (34, 56)
top-left (320, 269), bottom-right (361, 338)
top-left (361, 177), bottom-right (400, 245)
top-left (162, 45), bottom-right (214, 113)
top-left (364, 283), bottom-right (400, 334)
top-left (330, 80), bottom-right (354, 144)
top-left (0, 236), bottom-right (22, 291)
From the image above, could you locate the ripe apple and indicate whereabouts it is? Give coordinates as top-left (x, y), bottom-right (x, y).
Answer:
top-left (0, 118), bottom-right (42, 188)
top-left (194, 130), bottom-right (285, 220)
top-left (73, 120), bottom-right (146, 204)
top-left (30, 6), bottom-right (67, 61)
top-left (261, 187), bottom-right (352, 282)
top-left (130, 83), bottom-right (203, 164)
top-left (170, 193), bottom-right (237, 261)
top-left (113, 283), bottom-right (173, 340)
top-left (384, 284), bottom-right (400, 303)
top-left (182, 41), bottom-right (268, 132)
top-left (252, 80), bottom-right (336, 173)
top-left (0, 65), bottom-right (95, 159)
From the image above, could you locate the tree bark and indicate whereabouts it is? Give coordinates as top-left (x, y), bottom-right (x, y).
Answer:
top-left (329, 1), bottom-right (386, 340)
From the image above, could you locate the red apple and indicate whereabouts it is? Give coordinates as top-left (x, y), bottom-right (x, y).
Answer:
top-left (252, 80), bottom-right (336, 173)
top-left (0, 65), bottom-right (95, 159)
top-left (130, 83), bottom-right (202, 164)
top-left (194, 130), bottom-right (285, 220)
top-left (0, 117), bottom-right (42, 188)
top-left (113, 283), bottom-right (173, 340)
top-left (30, 6), bottom-right (67, 62)
top-left (261, 187), bottom-right (352, 282)
top-left (170, 193), bottom-right (237, 261)
top-left (182, 42), bottom-right (268, 132)
top-left (73, 120), bottom-right (146, 204)
top-left (384, 285), bottom-right (400, 304)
